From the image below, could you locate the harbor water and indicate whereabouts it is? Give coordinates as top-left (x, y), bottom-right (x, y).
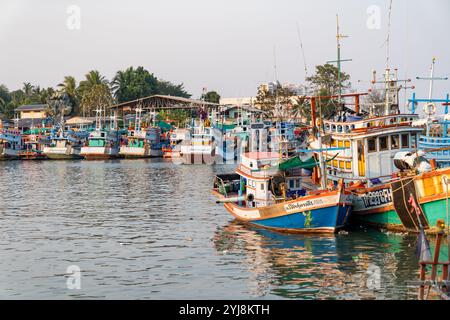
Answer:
top-left (0, 159), bottom-right (444, 299)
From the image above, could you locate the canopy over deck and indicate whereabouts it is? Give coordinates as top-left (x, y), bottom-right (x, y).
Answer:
top-left (109, 95), bottom-right (219, 113)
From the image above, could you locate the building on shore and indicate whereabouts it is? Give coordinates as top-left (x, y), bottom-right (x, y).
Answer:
top-left (15, 104), bottom-right (48, 119)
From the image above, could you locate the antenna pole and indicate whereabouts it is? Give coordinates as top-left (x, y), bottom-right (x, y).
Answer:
top-left (428, 57), bottom-right (436, 102)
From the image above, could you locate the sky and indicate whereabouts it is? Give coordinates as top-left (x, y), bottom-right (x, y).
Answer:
top-left (1, 0), bottom-right (450, 109)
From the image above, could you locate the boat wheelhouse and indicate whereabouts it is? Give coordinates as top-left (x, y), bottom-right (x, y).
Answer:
top-left (43, 134), bottom-right (85, 160)
top-left (312, 114), bottom-right (423, 185)
top-left (80, 129), bottom-right (119, 160)
top-left (0, 129), bottom-right (23, 160)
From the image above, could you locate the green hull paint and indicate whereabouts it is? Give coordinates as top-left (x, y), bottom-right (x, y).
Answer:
top-left (354, 198), bottom-right (449, 231)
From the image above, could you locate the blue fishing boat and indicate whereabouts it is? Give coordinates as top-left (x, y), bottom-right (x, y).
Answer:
top-left (409, 59), bottom-right (450, 167)
top-left (213, 152), bottom-right (352, 233)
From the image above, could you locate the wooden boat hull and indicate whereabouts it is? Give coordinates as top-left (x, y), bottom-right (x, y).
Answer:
top-left (80, 147), bottom-right (119, 160)
top-left (351, 167), bottom-right (450, 233)
top-left (223, 191), bottom-right (352, 234)
top-left (119, 146), bottom-right (163, 158)
top-left (43, 147), bottom-right (83, 160)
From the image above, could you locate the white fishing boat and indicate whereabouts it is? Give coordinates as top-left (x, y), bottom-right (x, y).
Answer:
top-left (80, 108), bottom-right (120, 160)
top-left (178, 124), bottom-right (216, 164)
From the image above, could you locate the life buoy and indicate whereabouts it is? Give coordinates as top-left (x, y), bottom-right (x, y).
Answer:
top-left (424, 103), bottom-right (436, 116)
top-left (246, 194), bottom-right (254, 202)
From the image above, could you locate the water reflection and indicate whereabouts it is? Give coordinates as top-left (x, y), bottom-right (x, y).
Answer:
top-left (0, 160), bottom-right (446, 299)
top-left (214, 221), bottom-right (422, 299)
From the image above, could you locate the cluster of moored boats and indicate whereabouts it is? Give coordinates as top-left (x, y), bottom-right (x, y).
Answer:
top-left (212, 66), bottom-right (450, 236)
top-left (2, 64), bottom-right (450, 238)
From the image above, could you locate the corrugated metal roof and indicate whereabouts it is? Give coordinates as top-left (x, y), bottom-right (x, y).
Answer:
top-left (110, 95), bottom-right (219, 110)
top-left (15, 104), bottom-right (48, 111)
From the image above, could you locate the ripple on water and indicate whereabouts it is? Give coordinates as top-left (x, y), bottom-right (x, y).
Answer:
top-left (0, 160), bottom-right (432, 299)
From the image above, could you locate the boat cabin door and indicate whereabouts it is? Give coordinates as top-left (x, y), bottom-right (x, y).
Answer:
top-left (357, 140), bottom-right (366, 177)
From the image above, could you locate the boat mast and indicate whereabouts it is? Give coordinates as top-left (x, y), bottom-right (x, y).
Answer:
top-left (95, 107), bottom-right (102, 131)
top-left (327, 15), bottom-right (351, 118)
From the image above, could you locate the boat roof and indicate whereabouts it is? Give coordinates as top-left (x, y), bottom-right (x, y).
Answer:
top-left (243, 152), bottom-right (280, 160)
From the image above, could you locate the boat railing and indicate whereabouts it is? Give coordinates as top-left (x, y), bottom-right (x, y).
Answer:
top-left (238, 164), bottom-right (278, 178)
top-left (322, 114), bottom-right (418, 135)
top-left (419, 135), bottom-right (450, 145)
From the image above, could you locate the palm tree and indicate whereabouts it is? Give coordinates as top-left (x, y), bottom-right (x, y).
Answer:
top-left (22, 82), bottom-right (34, 97)
top-left (111, 69), bottom-right (130, 102)
top-left (78, 70), bottom-right (109, 96)
top-left (58, 76), bottom-right (79, 114)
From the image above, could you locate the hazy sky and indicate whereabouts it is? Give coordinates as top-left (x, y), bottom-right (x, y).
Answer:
top-left (1, 0), bottom-right (450, 107)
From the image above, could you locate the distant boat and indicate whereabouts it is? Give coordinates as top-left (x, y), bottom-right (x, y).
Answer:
top-left (43, 130), bottom-right (88, 160)
top-left (178, 125), bottom-right (216, 164)
top-left (119, 127), bottom-right (168, 158)
top-left (80, 129), bottom-right (119, 160)
top-left (0, 128), bottom-right (22, 160)
top-left (213, 152), bottom-right (352, 233)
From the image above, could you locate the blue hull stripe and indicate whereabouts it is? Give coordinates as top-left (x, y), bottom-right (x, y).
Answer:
top-left (251, 205), bottom-right (350, 231)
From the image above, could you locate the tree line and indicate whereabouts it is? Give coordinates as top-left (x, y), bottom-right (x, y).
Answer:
top-left (0, 66), bottom-right (194, 119)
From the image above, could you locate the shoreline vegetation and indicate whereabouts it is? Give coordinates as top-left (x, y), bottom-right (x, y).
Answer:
top-left (0, 66), bottom-right (220, 125)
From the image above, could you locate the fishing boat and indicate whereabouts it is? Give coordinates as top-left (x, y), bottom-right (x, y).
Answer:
top-left (213, 152), bottom-right (352, 233)
top-left (308, 66), bottom-right (450, 233)
top-left (162, 128), bottom-right (191, 159)
top-left (178, 124), bottom-right (216, 164)
top-left (119, 127), bottom-right (167, 158)
top-left (409, 58), bottom-right (450, 168)
top-left (0, 129), bottom-right (22, 160)
top-left (119, 107), bottom-right (168, 158)
top-left (18, 133), bottom-right (49, 160)
top-left (80, 108), bottom-right (120, 160)
top-left (43, 131), bottom-right (87, 160)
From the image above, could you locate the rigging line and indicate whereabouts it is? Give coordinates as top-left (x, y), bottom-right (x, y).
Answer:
top-left (296, 21), bottom-right (308, 81)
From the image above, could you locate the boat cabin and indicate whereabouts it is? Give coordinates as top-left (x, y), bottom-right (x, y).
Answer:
top-left (316, 114), bottom-right (423, 185)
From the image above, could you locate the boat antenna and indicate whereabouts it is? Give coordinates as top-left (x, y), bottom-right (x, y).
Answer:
top-left (327, 14), bottom-right (351, 118)
top-left (385, 0), bottom-right (393, 70)
top-left (296, 22), bottom-right (308, 80)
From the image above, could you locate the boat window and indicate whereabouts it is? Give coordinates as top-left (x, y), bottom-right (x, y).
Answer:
top-left (337, 125), bottom-right (343, 133)
top-left (368, 138), bottom-right (377, 153)
top-left (339, 161), bottom-right (345, 169)
top-left (289, 180), bottom-right (294, 189)
top-left (346, 161), bottom-right (352, 170)
top-left (344, 141), bottom-right (350, 148)
top-left (337, 140), bottom-right (344, 148)
top-left (401, 134), bottom-right (409, 148)
top-left (391, 135), bottom-right (399, 149)
top-left (379, 136), bottom-right (388, 151)
top-left (331, 139), bottom-right (337, 147)
top-left (333, 160), bottom-right (338, 168)
top-left (261, 183), bottom-right (264, 191)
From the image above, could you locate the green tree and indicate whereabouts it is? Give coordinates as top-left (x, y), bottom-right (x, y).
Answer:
top-left (0, 85), bottom-right (11, 115)
top-left (201, 91), bottom-right (220, 104)
top-left (305, 63), bottom-right (351, 119)
top-left (112, 66), bottom-right (159, 103)
top-left (78, 70), bottom-right (109, 98)
top-left (306, 63), bottom-right (350, 96)
top-left (57, 76), bottom-right (79, 115)
top-left (157, 80), bottom-right (191, 98)
top-left (255, 82), bottom-right (295, 118)
top-left (80, 84), bottom-right (113, 116)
